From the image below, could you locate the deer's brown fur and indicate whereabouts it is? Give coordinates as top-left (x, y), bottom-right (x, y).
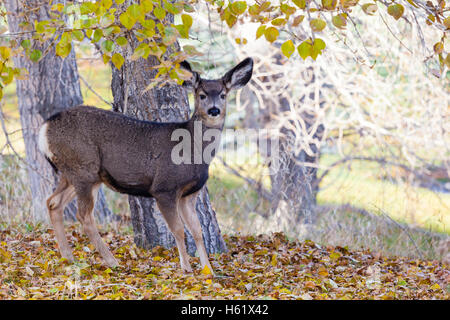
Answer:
top-left (38, 58), bottom-right (253, 274)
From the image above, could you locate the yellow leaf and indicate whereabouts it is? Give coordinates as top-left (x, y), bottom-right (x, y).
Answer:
top-left (332, 14), bottom-right (347, 29)
top-left (279, 288), bottom-right (291, 294)
top-left (111, 53), bottom-right (125, 70)
top-left (318, 266), bottom-right (329, 277)
top-left (0, 47), bottom-right (11, 60)
top-left (256, 25), bottom-right (266, 39)
top-left (201, 264), bottom-right (212, 275)
top-left (329, 251), bottom-right (342, 261)
top-left (271, 253), bottom-right (278, 266)
top-left (430, 283), bottom-right (441, 290)
top-left (255, 249), bottom-right (268, 256)
top-left (434, 42), bottom-right (444, 54)
top-left (264, 27), bottom-right (279, 43)
top-left (182, 14), bottom-right (193, 29)
top-left (387, 4), bottom-right (404, 20)
top-left (281, 40), bottom-right (295, 58)
top-left (310, 18), bottom-right (326, 32)
top-left (444, 17), bottom-right (450, 29)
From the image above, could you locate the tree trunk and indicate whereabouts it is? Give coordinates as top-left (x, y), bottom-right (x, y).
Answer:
top-left (110, 34), bottom-right (226, 255)
top-left (269, 66), bottom-right (325, 226)
top-left (243, 57), bottom-right (324, 229)
top-left (5, 0), bottom-right (113, 223)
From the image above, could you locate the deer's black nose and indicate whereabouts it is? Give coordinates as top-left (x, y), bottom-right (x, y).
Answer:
top-left (207, 107), bottom-right (221, 117)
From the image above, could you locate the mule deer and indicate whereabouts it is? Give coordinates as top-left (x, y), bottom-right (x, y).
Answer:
top-left (38, 58), bottom-right (253, 274)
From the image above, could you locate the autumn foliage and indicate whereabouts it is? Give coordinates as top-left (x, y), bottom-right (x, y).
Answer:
top-left (0, 227), bottom-right (448, 299)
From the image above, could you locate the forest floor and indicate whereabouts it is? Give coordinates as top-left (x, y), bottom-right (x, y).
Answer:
top-left (0, 226), bottom-right (448, 300)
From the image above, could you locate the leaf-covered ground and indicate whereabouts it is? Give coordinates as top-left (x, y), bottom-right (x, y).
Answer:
top-left (0, 227), bottom-right (448, 300)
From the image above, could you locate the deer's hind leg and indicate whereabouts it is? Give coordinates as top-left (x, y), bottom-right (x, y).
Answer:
top-left (74, 183), bottom-right (118, 268)
top-left (46, 176), bottom-right (76, 261)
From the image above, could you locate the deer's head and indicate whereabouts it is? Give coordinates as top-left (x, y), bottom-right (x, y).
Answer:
top-left (181, 58), bottom-right (253, 128)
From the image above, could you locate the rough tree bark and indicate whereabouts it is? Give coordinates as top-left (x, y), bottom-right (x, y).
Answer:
top-left (244, 59), bottom-right (324, 226)
top-left (5, 0), bottom-right (112, 223)
top-left (110, 27), bottom-right (226, 255)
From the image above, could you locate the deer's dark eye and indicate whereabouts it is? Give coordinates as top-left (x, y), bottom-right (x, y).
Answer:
top-left (220, 94), bottom-right (226, 99)
top-left (199, 94), bottom-right (207, 100)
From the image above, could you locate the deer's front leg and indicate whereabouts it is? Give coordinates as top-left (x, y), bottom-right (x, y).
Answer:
top-left (155, 193), bottom-right (192, 273)
top-left (179, 191), bottom-right (214, 276)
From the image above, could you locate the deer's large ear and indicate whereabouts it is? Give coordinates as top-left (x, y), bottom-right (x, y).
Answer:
top-left (180, 60), bottom-right (199, 90)
top-left (222, 57), bottom-right (253, 90)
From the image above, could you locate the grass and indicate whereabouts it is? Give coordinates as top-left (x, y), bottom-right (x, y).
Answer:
top-left (0, 55), bottom-right (448, 263)
top-left (317, 154), bottom-right (450, 234)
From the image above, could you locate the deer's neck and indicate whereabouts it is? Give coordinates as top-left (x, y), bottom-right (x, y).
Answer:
top-left (185, 114), bottom-right (224, 164)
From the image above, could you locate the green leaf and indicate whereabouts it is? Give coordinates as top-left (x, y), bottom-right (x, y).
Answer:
top-left (101, 40), bottom-right (115, 53)
top-left (111, 53), bottom-right (124, 70)
top-left (248, 4), bottom-right (260, 16)
top-left (72, 30), bottom-right (84, 42)
top-left (181, 14), bottom-right (193, 29)
top-left (141, 0), bottom-right (153, 13)
top-left (387, 4), bottom-right (404, 20)
top-left (35, 21), bottom-right (46, 34)
top-left (297, 40), bottom-right (312, 60)
top-left (322, 0), bottom-right (337, 10)
top-left (100, 14), bottom-right (115, 28)
top-left (60, 32), bottom-right (71, 45)
top-left (292, 0), bottom-right (306, 9)
top-left (154, 6), bottom-right (166, 20)
top-left (93, 29), bottom-right (103, 43)
top-left (141, 19), bottom-right (156, 31)
top-left (116, 36), bottom-right (128, 47)
top-left (55, 42), bottom-right (71, 59)
top-left (162, 26), bottom-right (177, 45)
top-left (21, 39), bottom-right (31, 49)
top-left (271, 18), bottom-right (287, 26)
top-left (175, 25), bottom-right (189, 39)
top-left (80, 2), bottom-right (96, 14)
top-left (222, 7), bottom-right (237, 28)
top-left (256, 25), bottom-right (266, 39)
top-left (310, 38), bottom-right (326, 60)
top-left (264, 27), bottom-right (279, 43)
top-left (310, 19), bottom-right (326, 32)
top-left (164, 0), bottom-right (181, 14)
top-left (231, 1), bottom-right (247, 15)
top-left (127, 4), bottom-right (143, 20)
top-left (119, 12), bottom-right (136, 30)
top-left (332, 14), bottom-right (347, 29)
top-left (281, 40), bottom-right (295, 58)
top-left (101, 0), bottom-right (113, 9)
top-left (280, 3), bottom-right (296, 15)
top-left (131, 43), bottom-right (151, 60)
